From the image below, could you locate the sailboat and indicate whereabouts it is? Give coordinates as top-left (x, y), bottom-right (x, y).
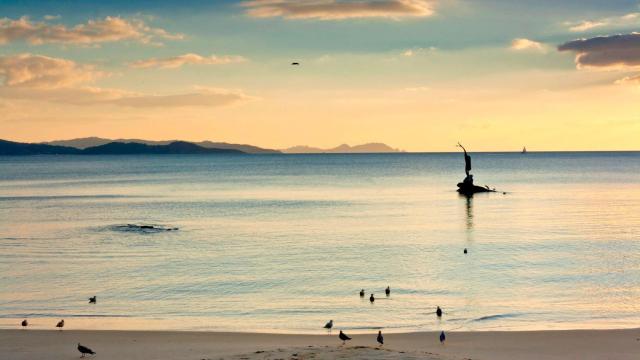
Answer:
top-left (521, 146), bottom-right (527, 154)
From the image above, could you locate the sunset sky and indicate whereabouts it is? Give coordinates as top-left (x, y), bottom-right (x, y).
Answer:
top-left (0, 0), bottom-right (639, 151)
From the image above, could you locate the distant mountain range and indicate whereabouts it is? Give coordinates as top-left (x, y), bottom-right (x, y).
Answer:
top-left (1, 138), bottom-right (401, 155)
top-left (281, 143), bottom-right (401, 153)
top-left (0, 139), bottom-right (243, 155)
top-left (44, 137), bottom-right (280, 154)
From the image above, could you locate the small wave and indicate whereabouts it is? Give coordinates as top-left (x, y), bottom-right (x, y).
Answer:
top-left (0, 195), bottom-right (138, 201)
top-left (471, 313), bottom-right (523, 322)
top-left (0, 313), bottom-right (134, 318)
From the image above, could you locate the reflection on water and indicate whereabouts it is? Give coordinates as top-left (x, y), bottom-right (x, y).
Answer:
top-left (0, 153), bottom-right (639, 333)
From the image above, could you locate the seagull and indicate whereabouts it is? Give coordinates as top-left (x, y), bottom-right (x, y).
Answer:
top-left (324, 320), bottom-right (333, 331)
top-left (88, 296), bottom-right (96, 304)
top-left (439, 330), bottom-right (446, 344)
top-left (464, 248), bottom-right (468, 254)
top-left (359, 289), bottom-right (365, 297)
top-left (369, 294), bottom-right (375, 303)
top-left (377, 330), bottom-right (384, 346)
top-left (436, 306), bottom-right (443, 317)
top-left (291, 62), bottom-right (300, 66)
top-left (21, 319), bottom-right (28, 327)
top-left (77, 343), bottom-right (96, 357)
top-left (338, 330), bottom-right (351, 345)
top-left (385, 286), bottom-right (390, 296)
top-left (56, 319), bottom-right (64, 330)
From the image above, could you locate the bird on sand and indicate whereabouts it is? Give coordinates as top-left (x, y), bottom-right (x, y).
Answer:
top-left (291, 62), bottom-right (300, 65)
top-left (88, 296), bottom-right (96, 304)
top-left (439, 330), bottom-right (446, 344)
top-left (464, 248), bottom-right (468, 254)
top-left (21, 319), bottom-right (28, 327)
top-left (369, 294), bottom-right (375, 303)
top-left (338, 330), bottom-right (351, 345)
top-left (385, 286), bottom-right (390, 296)
top-left (436, 306), bottom-right (443, 317)
top-left (77, 343), bottom-right (96, 357)
top-left (377, 330), bottom-right (384, 346)
top-left (324, 320), bottom-right (333, 331)
top-left (359, 289), bottom-right (365, 297)
top-left (56, 319), bottom-right (64, 330)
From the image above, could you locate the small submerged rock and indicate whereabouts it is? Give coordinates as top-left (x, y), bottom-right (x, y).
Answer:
top-left (110, 224), bottom-right (179, 233)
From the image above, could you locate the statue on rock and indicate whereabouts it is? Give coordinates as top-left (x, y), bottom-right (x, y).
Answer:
top-left (456, 143), bottom-right (496, 195)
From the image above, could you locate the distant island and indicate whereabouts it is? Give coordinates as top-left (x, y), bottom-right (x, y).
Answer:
top-left (0, 139), bottom-right (243, 155)
top-left (44, 137), bottom-right (280, 154)
top-left (282, 143), bottom-right (402, 154)
top-left (1, 138), bottom-right (402, 156)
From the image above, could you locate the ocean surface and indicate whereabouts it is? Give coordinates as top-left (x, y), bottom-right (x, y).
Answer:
top-left (1, 152), bottom-right (639, 333)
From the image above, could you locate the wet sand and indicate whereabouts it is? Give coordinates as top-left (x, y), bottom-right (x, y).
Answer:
top-left (2, 328), bottom-right (639, 359)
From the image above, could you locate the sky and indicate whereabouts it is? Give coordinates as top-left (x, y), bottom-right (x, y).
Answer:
top-left (0, 0), bottom-right (639, 151)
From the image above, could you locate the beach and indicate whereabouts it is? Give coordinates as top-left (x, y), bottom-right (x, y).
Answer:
top-left (2, 328), bottom-right (639, 359)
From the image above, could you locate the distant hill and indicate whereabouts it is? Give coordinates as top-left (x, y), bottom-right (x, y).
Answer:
top-left (282, 143), bottom-right (401, 154)
top-left (0, 139), bottom-right (81, 155)
top-left (82, 141), bottom-right (244, 155)
top-left (0, 139), bottom-right (244, 155)
top-left (44, 137), bottom-right (280, 154)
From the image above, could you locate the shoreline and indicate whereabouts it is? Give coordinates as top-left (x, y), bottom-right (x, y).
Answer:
top-left (2, 328), bottom-right (639, 359)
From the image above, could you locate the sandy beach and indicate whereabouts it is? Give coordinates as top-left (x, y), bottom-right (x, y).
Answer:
top-left (2, 328), bottom-right (639, 360)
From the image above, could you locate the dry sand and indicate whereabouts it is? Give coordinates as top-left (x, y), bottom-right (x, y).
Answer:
top-left (1, 328), bottom-right (639, 360)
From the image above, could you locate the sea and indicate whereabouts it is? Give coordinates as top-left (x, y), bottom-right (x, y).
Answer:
top-left (1, 152), bottom-right (639, 333)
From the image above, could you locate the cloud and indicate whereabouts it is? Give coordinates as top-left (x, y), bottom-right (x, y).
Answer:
top-left (565, 12), bottom-right (639, 32)
top-left (107, 88), bottom-right (253, 108)
top-left (241, 0), bottom-right (435, 20)
top-left (510, 38), bottom-right (545, 52)
top-left (557, 32), bottom-right (640, 70)
top-left (0, 16), bottom-right (183, 46)
top-left (615, 74), bottom-right (640, 85)
top-left (130, 53), bottom-right (247, 69)
top-left (0, 54), bottom-right (253, 108)
top-left (402, 46), bottom-right (436, 56)
top-left (403, 86), bottom-right (430, 91)
top-left (567, 20), bottom-right (607, 32)
top-left (0, 53), bottom-right (105, 88)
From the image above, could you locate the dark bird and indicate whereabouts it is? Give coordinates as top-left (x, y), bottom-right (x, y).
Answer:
top-left (338, 330), bottom-right (351, 345)
top-left (385, 286), bottom-right (390, 296)
top-left (359, 289), bottom-right (365, 297)
top-left (89, 296), bottom-right (96, 304)
top-left (436, 306), bottom-right (443, 317)
top-left (463, 248), bottom-right (468, 254)
top-left (77, 343), bottom-right (96, 357)
top-left (439, 330), bottom-right (446, 344)
top-left (324, 320), bottom-right (333, 331)
top-left (21, 319), bottom-right (28, 327)
top-left (56, 319), bottom-right (64, 330)
top-left (291, 62), bottom-right (300, 65)
top-left (369, 294), bottom-right (375, 303)
top-left (377, 330), bottom-right (384, 346)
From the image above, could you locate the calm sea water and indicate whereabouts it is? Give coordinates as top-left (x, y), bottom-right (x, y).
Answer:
top-left (1, 153), bottom-right (639, 333)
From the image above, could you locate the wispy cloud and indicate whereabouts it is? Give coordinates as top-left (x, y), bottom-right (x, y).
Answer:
top-left (565, 12), bottom-right (639, 32)
top-left (107, 88), bottom-right (254, 108)
top-left (0, 53), bottom-right (106, 88)
top-left (557, 32), bottom-right (640, 70)
top-left (0, 16), bottom-right (184, 46)
top-left (130, 53), bottom-right (247, 69)
top-left (241, 0), bottom-right (435, 20)
top-left (0, 53), bottom-right (253, 108)
top-left (614, 74), bottom-right (640, 85)
top-left (402, 46), bottom-right (436, 56)
top-left (510, 38), bottom-right (546, 52)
